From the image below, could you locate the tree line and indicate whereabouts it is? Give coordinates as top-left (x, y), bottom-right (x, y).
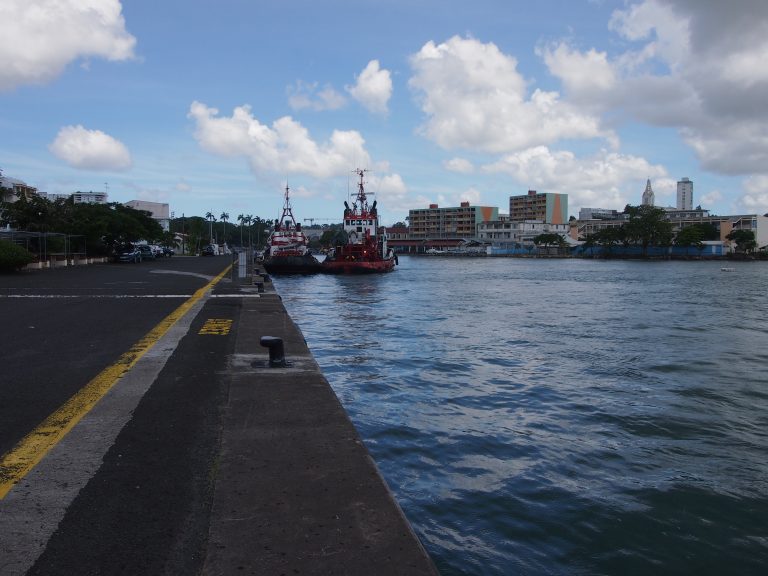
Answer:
top-left (1, 193), bottom-right (166, 256)
top-left (579, 204), bottom-right (758, 257)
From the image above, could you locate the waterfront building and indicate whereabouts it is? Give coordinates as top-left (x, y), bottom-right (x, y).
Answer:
top-left (408, 202), bottom-right (498, 246)
top-left (573, 206), bottom-right (767, 252)
top-left (571, 217), bottom-right (626, 240)
top-left (509, 190), bottom-right (568, 224)
top-left (384, 224), bottom-right (418, 253)
top-left (677, 177), bottom-right (693, 211)
top-left (642, 179), bottom-right (655, 206)
top-left (125, 200), bottom-right (171, 231)
top-left (478, 219), bottom-right (569, 244)
top-left (718, 214), bottom-right (768, 249)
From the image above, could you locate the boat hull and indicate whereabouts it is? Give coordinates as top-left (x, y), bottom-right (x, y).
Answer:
top-left (263, 254), bottom-right (323, 274)
top-left (321, 257), bottom-right (396, 274)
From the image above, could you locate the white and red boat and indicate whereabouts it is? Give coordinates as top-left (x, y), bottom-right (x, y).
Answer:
top-left (263, 185), bottom-right (322, 274)
top-left (322, 169), bottom-right (397, 274)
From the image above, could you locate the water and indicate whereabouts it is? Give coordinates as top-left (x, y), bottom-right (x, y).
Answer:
top-left (272, 257), bottom-right (768, 575)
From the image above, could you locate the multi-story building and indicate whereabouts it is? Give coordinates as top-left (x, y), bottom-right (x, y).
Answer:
top-left (509, 190), bottom-right (568, 224)
top-left (0, 174), bottom-right (37, 203)
top-left (125, 200), bottom-right (171, 231)
top-left (408, 202), bottom-right (498, 242)
top-left (478, 219), bottom-right (570, 244)
top-left (677, 177), bottom-right (693, 211)
top-left (72, 191), bottom-right (108, 204)
top-left (45, 191), bottom-right (109, 204)
top-left (578, 207), bottom-right (621, 220)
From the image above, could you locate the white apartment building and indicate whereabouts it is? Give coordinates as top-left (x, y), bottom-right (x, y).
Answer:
top-left (478, 219), bottom-right (570, 245)
top-left (125, 200), bottom-right (171, 231)
top-left (677, 177), bottom-right (693, 211)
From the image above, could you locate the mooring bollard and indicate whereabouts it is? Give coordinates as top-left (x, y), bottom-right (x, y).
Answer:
top-left (260, 336), bottom-right (286, 367)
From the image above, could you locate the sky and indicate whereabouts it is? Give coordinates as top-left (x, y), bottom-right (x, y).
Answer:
top-left (2, 0), bottom-right (768, 226)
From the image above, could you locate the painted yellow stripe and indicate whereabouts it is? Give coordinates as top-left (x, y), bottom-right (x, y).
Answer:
top-left (198, 318), bottom-right (233, 335)
top-left (0, 264), bottom-right (232, 499)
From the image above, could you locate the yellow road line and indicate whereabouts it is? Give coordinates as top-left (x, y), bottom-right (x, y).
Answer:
top-left (0, 265), bottom-right (232, 499)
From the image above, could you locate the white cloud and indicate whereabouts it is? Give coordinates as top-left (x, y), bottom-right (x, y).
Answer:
top-left (740, 176), bottom-right (768, 215)
top-left (545, 0), bottom-right (768, 177)
top-left (49, 125), bottom-right (132, 171)
top-left (444, 157), bottom-right (474, 174)
top-left (699, 189), bottom-right (722, 207)
top-left (346, 60), bottom-right (392, 115)
top-left (0, 0), bottom-right (136, 91)
top-left (188, 101), bottom-right (371, 179)
top-left (287, 80), bottom-right (346, 111)
top-left (367, 172), bottom-right (408, 207)
top-left (539, 43), bottom-right (616, 100)
top-left (483, 145), bottom-right (668, 214)
top-left (408, 36), bottom-right (612, 153)
top-left (459, 187), bottom-right (482, 204)
top-left (288, 185), bottom-right (316, 199)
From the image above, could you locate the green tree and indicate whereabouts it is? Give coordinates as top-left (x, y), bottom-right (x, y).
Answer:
top-left (0, 240), bottom-right (34, 272)
top-left (697, 222), bottom-right (720, 241)
top-left (1, 195), bottom-right (162, 256)
top-left (244, 214), bottom-right (252, 248)
top-left (533, 233), bottom-right (566, 254)
top-left (726, 229), bottom-right (757, 253)
top-left (623, 204), bottom-right (674, 257)
top-left (220, 212), bottom-right (229, 243)
top-left (581, 233), bottom-right (597, 257)
top-left (593, 226), bottom-right (623, 257)
top-left (675, 225), bottom-right (704, 256)
top-left (237, 213), bottom-right (245, 246)
top-left (205, 211), bottom-right (216, 243)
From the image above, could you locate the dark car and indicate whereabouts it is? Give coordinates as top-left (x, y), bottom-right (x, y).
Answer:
top-left (162, 247), bottom-right (175, 257)
top-left (201, 245), bottom-right (216, 256)
top-left (116, 247), bottom-right (142, 263)
top-left (137, 245), bottom-right (155, 260)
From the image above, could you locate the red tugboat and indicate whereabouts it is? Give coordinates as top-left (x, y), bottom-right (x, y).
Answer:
top-left (322, 169), bottom-right (398, 274)
top-left (262, 185), bottom-right (322, 274)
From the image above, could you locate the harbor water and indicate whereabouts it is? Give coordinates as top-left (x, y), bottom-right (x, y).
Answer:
top-left (272, 256), bottom-right (768, 575)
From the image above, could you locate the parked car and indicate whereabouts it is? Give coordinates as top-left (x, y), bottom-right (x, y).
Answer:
top-left (162, 246), bottom-right (175, 257)
top-left (137, 245), bottom-right (155, 260)
top-left (116, 247), bottom-right (142, 263)
top-left (201, 245), bottom-right (216, 256)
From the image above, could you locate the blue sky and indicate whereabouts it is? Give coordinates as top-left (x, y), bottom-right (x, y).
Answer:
top-left (2, 0), bottom-right (768, 226)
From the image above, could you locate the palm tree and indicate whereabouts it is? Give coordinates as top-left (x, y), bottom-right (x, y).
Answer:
top-left (237, 213), bottom-right (245, 247)
top-left (244, 214), bottom-right (253, 249)
top-left (205, 211), bottom-right (216, 243)
top-left (220, 212), bottom-right (229, 244)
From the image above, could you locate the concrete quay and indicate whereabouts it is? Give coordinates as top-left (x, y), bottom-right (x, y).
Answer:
top-left (203, 271), bottom-right (438, 574)
top-left (0, 258), bottom-right (437, 575)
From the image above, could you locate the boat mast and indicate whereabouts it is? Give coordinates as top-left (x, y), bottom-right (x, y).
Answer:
top-left (353, 168), bottom-right (370, 214)
top-left (278, 184), bottom-right (298, 229)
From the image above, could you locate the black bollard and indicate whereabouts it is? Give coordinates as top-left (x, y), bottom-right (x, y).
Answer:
top-left (260, 336), bottom-right (286, 367)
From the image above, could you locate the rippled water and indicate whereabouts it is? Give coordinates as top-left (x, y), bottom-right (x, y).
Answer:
top-left (272, 257), bottom-right (768, 575)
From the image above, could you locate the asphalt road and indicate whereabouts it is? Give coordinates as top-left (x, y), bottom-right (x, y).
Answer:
top-left (0, 255), bottom-right (439, 576)
top-left (0, 255), bottom-right (233, 575)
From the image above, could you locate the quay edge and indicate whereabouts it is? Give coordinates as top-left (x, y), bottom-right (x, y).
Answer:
top-left (203, 272), bottom-right (439, 575)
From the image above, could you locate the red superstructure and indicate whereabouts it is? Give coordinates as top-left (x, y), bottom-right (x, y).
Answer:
top-left (322, 169), bottom-right (397, 274)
